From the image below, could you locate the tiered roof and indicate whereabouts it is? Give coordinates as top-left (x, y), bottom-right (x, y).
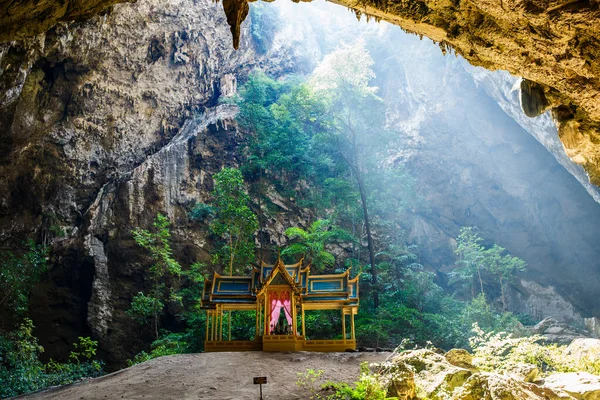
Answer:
top-left (201, 257), bottom-right (359, 308)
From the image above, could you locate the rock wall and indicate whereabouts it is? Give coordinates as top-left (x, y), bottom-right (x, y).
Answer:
top-left (1, 0), bottom-right (600, 368)
top-left (0, 0), bottom-right (290, 367)
top-left (364, 24), bottom-right (600, 321)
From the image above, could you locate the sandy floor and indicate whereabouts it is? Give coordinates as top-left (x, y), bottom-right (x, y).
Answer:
top-left (19, 352), bottom-right (391, 400)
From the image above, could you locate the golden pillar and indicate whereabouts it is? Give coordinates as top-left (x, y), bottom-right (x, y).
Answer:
top-left (291, 294), bottom-right (296, 335)
top-left (342, 309), bottom-right (346, 343)
top-left (301, 305), bottom-right (306, 337)
top-left (205, 311), bottom-right (210, 342)
top-left (228, 310), bottom-right (232, 341)
top-left (351, 311), bottom-right (356, 340)
top-left (210, 308), bottom-right (217, 341)
top-left (218, 305), bottom-right (223, 341)
top-left (263, 294), bottom-right (269, 335)
top-left (255, 302), bottom-right (260, 338)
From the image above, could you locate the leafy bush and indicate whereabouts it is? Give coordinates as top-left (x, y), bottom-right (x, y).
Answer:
top-left (0, 319), bottom-right (103, 398)
top-left (470, 324), bottom-right (600, 376)
top-left (189, 202), bottom-right (215, 222)
top-left (127, 331), bottom-right (189, 366)
top-left (296, 363), bottom-right (395, 400)
top-left (0, 240), bottom-right (48, 320)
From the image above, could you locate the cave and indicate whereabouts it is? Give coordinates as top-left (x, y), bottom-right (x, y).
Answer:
top-left (1, 0), bottom-right (600, 397)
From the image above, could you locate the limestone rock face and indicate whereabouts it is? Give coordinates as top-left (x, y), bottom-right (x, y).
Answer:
top-left (0, 0), bottom-right (130, 42)
top-left (0, 0), bottom-right (295, 368)
top-left (544, 372), bottom-right (600, 400)
top-left (445, 349), bottom-right (476, 371)
top-left (328, 0), bottom-right (600, 187)
top-left (3, 0), bottom-right (600, 187)
top-left (565, 339), bottom-right (600, 363)
top-left (454, 373), bottom-right (571, 400)
top-left (506, 363), bottom-right (541, 384)
top-left (585, 318), bottom-right (600, 340)
top-left (521, 79), bottom-right (549, 118)
top-left (531, 318), bottom-right (589, 344)
top-left (392, 349), bottom-right (474, 398)
top-left (380, 361), bottom-right (417, 400)
top-left (372, 29), bottom-right (600, 320)
top-left (379, 349), bottom-right (572, 400)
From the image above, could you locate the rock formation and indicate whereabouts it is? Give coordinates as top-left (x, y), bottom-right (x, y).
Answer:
top-left (1, 0), bottom-right (600, 369)
top-left (378, 347), bottom-right (600, 399)
top-left (0, 0), bottom-right (293, 366)
top-left (4, 0), bottom-right (598, 187)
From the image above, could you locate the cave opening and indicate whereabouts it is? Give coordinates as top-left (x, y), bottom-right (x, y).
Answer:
top-left (1, 0), bottom-right (600, 396)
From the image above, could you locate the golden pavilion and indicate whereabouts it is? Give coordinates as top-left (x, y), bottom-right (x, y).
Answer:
top-left (201, 257), bottom-right (360, 352)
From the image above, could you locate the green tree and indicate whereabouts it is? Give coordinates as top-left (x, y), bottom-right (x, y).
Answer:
top-left (310, 40), bottom-right (388, 307)
top-left (450, 226), bottom-right (486, 299)
top-left (210, 168), bottom-right (259, 276)
top-left (282, 219), bottom-right (351, 271)
top-left (0, 240), bottom-right (48, 325)
top-left (129, 213), bottom-right (182, 339)
top-left (483, 244), bottom-right (527, 311)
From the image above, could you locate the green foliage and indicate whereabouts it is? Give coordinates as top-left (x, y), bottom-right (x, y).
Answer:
top-left (127, 261), bottom-right (209, 365)
top-left (69, 336), bottom-right (98, 363)
top-left (210, 167), bottom-right (259, 276)
top-left (450, 226), bottom-right (486, 298)
top-left (0, 240), bottom-right (49, 319)
top-left (126, 292), bottom-right (164, 324)
top-left (283, 220), bottom-right (352, 271)
top-left (233, 52), bottom-right (531, 354)
top-left (132, 213), bottom-right (182, 280)
top-left (296, 364), bottom-right (395, 400)
top-left (236, 71), bottom-right (333, 186)
top-left (460, 294), bottom-right (522, 334)
top-left (0, 319), bottom-right (103, 398)
top-left (127, 331), bottom-right (190, 366)
top-left (189, 202), bottom-right (215, 222)
top-left (356, 271), bottom-right (522, 350)
top-left (450, 227), bottom-right (527, 306)
top-left (470, 324), bottom-right (600, 376)
top-left (483, 244), bottom-right (527, 310)
top-left (304, 310), bottom-right (342, 340)
top-left (130, 213), bottom-right (182, 339)
top-left (327, 363), bottom-right (393, 400)
top-left (296, 369), bottom-right (332, 400)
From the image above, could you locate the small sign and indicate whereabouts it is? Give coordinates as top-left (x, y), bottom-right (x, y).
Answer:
top-left (254, 377), bottom-right (267, 385)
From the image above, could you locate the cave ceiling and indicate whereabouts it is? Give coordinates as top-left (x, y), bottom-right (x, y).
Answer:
top-left (1, 0), bottom-right (600, 185)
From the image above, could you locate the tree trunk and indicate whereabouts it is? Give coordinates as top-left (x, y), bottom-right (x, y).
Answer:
top-left (229, 235), bottom-right (234, 276)
top-left (477, 265), bottom-right (485, 297)
top-left (356, 171), bottom-right (378, 308)
top-left (154, 310), bottom-right (159, 340)
top-left (499, 274), bottom-right (506, 311)
top-left (258, 171), bottom-right (264, 263)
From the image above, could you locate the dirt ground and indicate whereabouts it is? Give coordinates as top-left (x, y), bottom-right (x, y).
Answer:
top-left (18, 351), bottom-right (391, 400)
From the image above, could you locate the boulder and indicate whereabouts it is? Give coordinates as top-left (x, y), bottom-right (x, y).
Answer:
top-left (565, 339), bottom-right (600, 363)
top-left (391, 349), bottom-right (473, 398)
top-left (543, 372), bottom-right (600, 400)
top-left (453, 373), bottom-right (573, 400)
top-left (505, 363), bottom-right (541, 383)
top-left (532, 317), bottom-right (561, 334)
top-left (380, 361), bottom-right (416, 400)
top-left (445, 349), bottom-right (477, 371)
top-left (585, 318), bottom-right (600, 340)
top-left (532, 317), bottom-right (588, 345)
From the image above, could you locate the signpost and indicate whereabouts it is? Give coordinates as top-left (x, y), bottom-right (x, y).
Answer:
top-left (253, 376), bottom-right (267, 399)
